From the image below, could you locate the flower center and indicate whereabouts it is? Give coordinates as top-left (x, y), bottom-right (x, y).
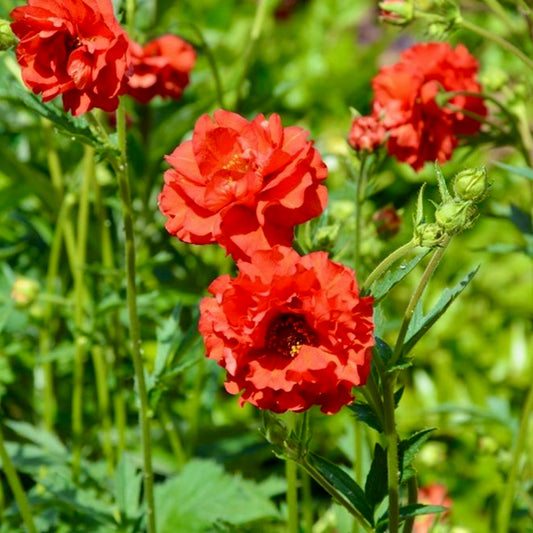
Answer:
top-left (222, 153), bottom-right (251, 174)
top-left (265, 313), bottom-right (318, 358)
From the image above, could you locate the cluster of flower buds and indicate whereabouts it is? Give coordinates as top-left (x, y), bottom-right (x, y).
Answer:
top-left (0, 19), bottom-right (17, 50)
top-left (414, 163), bottom-right (489, 246)
top-left (379, 0), bottom-right (461, 37)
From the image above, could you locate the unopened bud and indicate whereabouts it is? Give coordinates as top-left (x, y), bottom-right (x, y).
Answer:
top-left (11, 277), bottom-right (40, 308)
top-left (453, 167), bottom-right (488, 203)
top-left (262, 412), bottom-right (289, 452)
top-left (415, 222), bottom-right (446, 247)
top-left (0, 20), bottom-right (17, 51)
top-left (379, 0), bottom-right (414, 25)
top-left (373, 205), bottom-right (402, 239)
top-left (435, 200), bottom-right (477, 235)
top-left (315, 224), bottom-right (340, 249)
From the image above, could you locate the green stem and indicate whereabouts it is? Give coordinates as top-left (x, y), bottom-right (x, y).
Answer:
top-left (114, 100), bottom-right (156, 533)
top-left (234, 0), bottom-right (271, 110)
top-left (188, 24), bottom-right (226, 108)
top-left (91, 167), bottom-right (126, 461)
top-left (353, 154), bottom-right (369, 272)
top-left (362, 239), bottom-right (417, 294)
top-left (71, 146), bottom-right (93, 482)
top-left (159, 402), bottom-right (186, 468)
top-left (392, 237), bottom-right (451, 365)
top-left (39, 195), bottom-right (74, 430)
top-left (457, 17), bottom-right (533, 72)
top-left (286, 457), bottom-right (299, 533)
top-left (301, 468), bottom-right (313, 533)
top-left (402, 476), bottom-right (419, 533)
top-left (91, 345), bottom-right (114, 477)
top-left (496, 373), bottom-right (533, 533)
top-left (0, 426), bottom-right (37, 533)
top-left (382, 374), bottom-right (400, 533)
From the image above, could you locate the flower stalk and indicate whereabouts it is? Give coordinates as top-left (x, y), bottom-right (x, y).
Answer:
top-left (113, 100), bottom-right (156, 533)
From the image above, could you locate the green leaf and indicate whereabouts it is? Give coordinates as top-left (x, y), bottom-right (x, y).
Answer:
top-left (307, 452), bottom-right (374, 526)
top-left (5, 420), bottom-right (67, 457)
top-left (376, 504), bottom-right (449, 532)
top-left (399, 428), bottom-right (436, 479)
top-left (371, 250), bottom-right (429, 302)
top-left (403, 266), bottom-right (480, 356)
top-left (364, 443), bottom-right (388, 510)
top-left (114, 453), bottom-right (142, 523)
top-left (510, 204), bottom-right (532, 235)
top-left (348, 402), bottom-right (382, 433)
top-left (146, 306), bottom-right (202, 411)
top-left (155, 459), bottom-right (280, 533)
top-left (492, 161), bottom-right (533, 181)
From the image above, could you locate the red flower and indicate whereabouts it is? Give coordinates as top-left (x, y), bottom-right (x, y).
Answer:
top-left (199, 246), bottom-right (374, 414)
top-left (372, 42), bottom-right (486, 170)
top-left (414, 483), bottom-right (452, 533)
top-left (373, 204), bottom-right (401, 239)
top-left (10, 0), bottom-right (130, 116)
top-left (159, 110), bottom-right (328, 261)
top-left (348, 115), bottom-right (386, 152)
top-left (126, 35), bottom-right (196, 104)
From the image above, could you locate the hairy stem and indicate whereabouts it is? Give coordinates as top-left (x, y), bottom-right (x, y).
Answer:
top-left (114, 101), bottom-right (156, 533)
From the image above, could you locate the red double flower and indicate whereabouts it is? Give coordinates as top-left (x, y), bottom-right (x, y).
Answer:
top-left (349, 42), bottom-right (486, 170)
top-left (159, 110), bottom-right (328, 261)
top-left (126, 35), bottom-right (196, 104)
top-left (199, 246), bottom-right (374, 414)
top-left (10, 0), bottom-right (130, 116)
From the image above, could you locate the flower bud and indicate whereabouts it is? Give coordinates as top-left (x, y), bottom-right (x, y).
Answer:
top-left (435, 200), bottom-right (477, 235)
top-left (379, 0), bottom-right (414, 25)
top-left (373, 204), bottom-right (402, 239)
top-left (0, 19), bottom-right (18, 51)
top-left (11, 277), bottom-right (40, 308)
top-left (415, 222), bottom-right (446, 247)
top-left (453, 167), bottom-right (488, 203)
top-left (315, 224), bottom-right (340, 249)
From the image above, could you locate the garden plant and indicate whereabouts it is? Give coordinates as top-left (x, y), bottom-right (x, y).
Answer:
top-left (0, 0), bottom-right (531, 532)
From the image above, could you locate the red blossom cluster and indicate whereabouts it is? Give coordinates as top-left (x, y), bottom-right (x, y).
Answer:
top-left (10, 0), bottom-right (195, 116)
top-left (159, 108), bottom-right (375, 413)
top-left (348, 42), bottom-right (487, 170)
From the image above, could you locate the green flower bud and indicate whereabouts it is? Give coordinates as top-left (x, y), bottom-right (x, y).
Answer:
top-left (315, 224), bottom-right (340, 249)
top-left (379, 1), bottom-right (414, 26)
top-left (0, 19), bottom-right (17, 51)
top-left (11, 277), bottom-right (40, 308)
top-left (415, 222), bottom-right (446, 247)
top-left (435, 200), bottom-right (477, 235)
top-left (453, 167), bottom-right (488, 203)
top-left (262, 412), bottom-right (289, 454)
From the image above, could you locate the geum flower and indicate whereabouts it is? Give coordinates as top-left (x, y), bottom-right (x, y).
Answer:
top-left (360, 42), bottom-right (486, 171)
top-left (10, 0), bottom-right (130, 116)
top-left (126, 35), bottom-right (196, 104)
top-left (414, 483), bottom-right (452, 533)
top-left (199, 246), bottom-right (374, 414)
top-left (159, 110), bottom-right (328, 261)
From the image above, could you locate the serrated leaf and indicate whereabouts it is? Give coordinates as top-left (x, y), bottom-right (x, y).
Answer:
top-left (155, 459), bottom-right (280, 533)
top-left (370, 250), bottom-right (429, 302)
top-left (364, 443), bottom-right (387, 510)
top-left (349, 402), bottom-right (382, 433)
top-left (403, 266), bottom-right (480, 356)
top-left (399, 428), bottom-right (436, 478)
top-left (307, 452), bottom-right (374, 526)
top-left (5, 421), bottom-right (67, 457)
top-left (492, 161), bottom-right (533, 181)
top-left (0, 58), bottom-right (113, 155)
top-left (376, 504), bottom-right (449, 532)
